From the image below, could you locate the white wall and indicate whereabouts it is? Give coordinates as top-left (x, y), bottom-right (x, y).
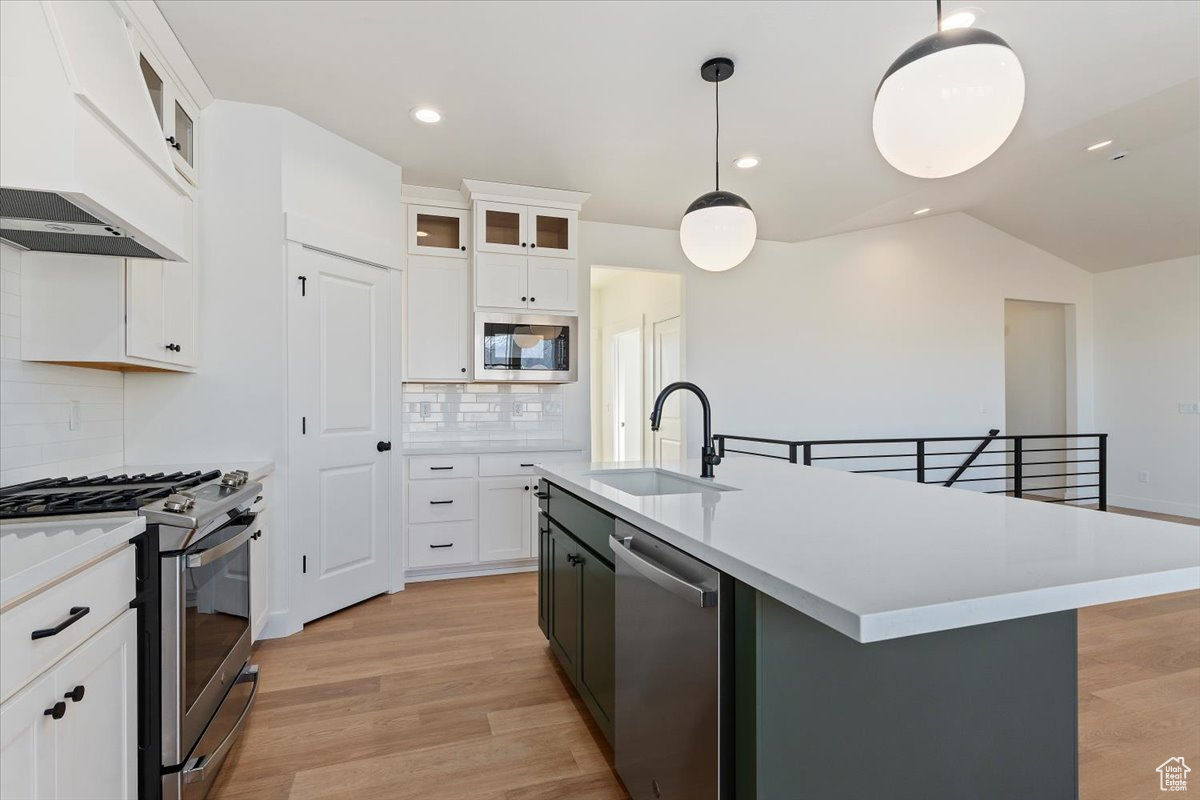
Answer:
top-left (572, 213), bottom-right (1096, 458)
top-left (1095, 255), bottom-right (1200, 517)
top-left (0, 243), bottom-right (125, 484)
top-left (123, 100), bottom-right (405, 635)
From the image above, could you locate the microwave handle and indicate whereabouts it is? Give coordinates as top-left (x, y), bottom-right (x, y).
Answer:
top-left (186, 525), bottom-right (257, 568)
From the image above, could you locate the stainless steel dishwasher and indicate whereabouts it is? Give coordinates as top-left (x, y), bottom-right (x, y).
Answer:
top-left (610, 520), bottom-right (732, 800)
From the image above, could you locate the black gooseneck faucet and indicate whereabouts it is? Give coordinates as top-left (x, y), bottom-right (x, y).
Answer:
top-left (649, 381), bottom-right (723, 479)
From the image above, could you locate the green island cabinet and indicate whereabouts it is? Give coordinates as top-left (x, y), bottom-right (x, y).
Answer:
top-left (537, 479), bottom-right (616, 743)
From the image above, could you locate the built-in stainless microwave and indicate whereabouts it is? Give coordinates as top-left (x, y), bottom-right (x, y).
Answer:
top-left (474, 312), bottom-right (578, 383)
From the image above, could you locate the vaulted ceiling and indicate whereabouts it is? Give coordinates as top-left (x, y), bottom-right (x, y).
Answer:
top-left (158, 0), bottom-right (1200, 272)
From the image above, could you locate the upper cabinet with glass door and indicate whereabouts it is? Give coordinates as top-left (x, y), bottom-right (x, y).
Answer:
top-left (134, 36), bottom-right (198, 186)
top-left (408, 205), bottom-right (469, 258)
top-left (475, 202), bottom-right (577, 259)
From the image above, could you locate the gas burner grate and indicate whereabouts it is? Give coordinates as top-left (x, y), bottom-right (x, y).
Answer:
top-left (0, 470), bottom-right (221, 520)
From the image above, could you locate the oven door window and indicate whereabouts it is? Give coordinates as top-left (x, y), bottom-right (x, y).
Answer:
top-left (182, 515), bottom-right (253, 712)
top-left (482, 322), bottom-right (570, 372)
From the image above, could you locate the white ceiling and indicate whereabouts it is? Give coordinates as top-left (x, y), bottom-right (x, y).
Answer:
top-left (157, 0), bottom-right (1200, 272)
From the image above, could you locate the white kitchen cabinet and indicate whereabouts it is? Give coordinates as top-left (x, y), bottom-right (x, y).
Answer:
top-left (529, 206), bottom-right (577, 259)
top-left (475, 201), bottom-right (529, 256)
top-left (0, 609), bottom-right (137, 800)
top-left (475, 252), bottom-right (528, 309)
top-left (406, 256), bottom-right (470, 381)
top-left (408, 205), bottom-right (469, 258)
top-left (126, 258), bottom-right (197, 366)
top-left (250, 477), bottom-right (272, 642)
top-left (478, 476), bottom-right (536, 562)
top-left (527, 256), bottom-right (577, 312)
top-left (131, 31), bottom-right (198, 186)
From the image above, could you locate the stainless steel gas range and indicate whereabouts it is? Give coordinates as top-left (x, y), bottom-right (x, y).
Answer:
top-left (0, 468), bottom-right (263, 800)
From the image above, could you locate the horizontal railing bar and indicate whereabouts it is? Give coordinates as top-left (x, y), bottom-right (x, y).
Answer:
top-left (949, 471), bottom-right (1100, 484)
top-left (1021, 446), bottom-right (1099, 453)
top-left (1040, 496), bottom-right (1100, 504)
top-left (717, 433), bottom-right (1106, 446)
top-left (985, 484), bottom-right (1099, 494)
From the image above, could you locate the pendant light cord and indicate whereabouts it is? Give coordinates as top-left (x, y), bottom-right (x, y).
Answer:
top-left (936, 0), bottom-right (942, 29)
top-left (714, 70), bottom-right (720, 191)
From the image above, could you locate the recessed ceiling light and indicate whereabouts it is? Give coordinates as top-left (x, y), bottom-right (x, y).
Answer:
top-left (416, 230), bottom-right (429, 237)
top-left (939, 10), bottom-right (976, 30)
top-left (733, 155), bottom-right (760, 169)
top-left (1085, 139), bottom-right (1113, 151)
top-left (412, 107), bottom-right (442, 124)
top-left (913, 207), bottom-right (932, 215)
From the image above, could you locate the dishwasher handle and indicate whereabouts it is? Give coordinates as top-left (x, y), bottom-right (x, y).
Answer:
top-left (609, 536), bottom-right (717, 608)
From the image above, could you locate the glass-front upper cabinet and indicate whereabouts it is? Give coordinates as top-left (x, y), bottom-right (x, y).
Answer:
top-left (475, 201), bottom-right (528, 256)
top-left (530, 206), bottom-right (577, 259)
top-left (407, 205), bottom-right (469, 258)
top-left (132, 33), bottom-right (198, 186)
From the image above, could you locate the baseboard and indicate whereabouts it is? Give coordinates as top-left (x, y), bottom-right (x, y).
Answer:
top-left (1108, 493), bottom-right (1200, 520)
top-left (258, 610), bottom-right (303, 640)
top-left (406, 560), bottom-right (537, 583)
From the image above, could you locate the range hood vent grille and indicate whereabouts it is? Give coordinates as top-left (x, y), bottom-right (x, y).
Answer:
top-left (0, 229), bottom-right (161, 259)
top-left (0, 188), bottom-right (103, 225)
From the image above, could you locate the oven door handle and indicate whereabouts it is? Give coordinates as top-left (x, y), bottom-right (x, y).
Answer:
top-left (185, 525), bottom-right (256, 568)
top-left (182, 665), bottom-right (259, 784)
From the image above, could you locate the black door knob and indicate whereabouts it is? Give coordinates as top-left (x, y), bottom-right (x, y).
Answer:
top-left (44, 702), bottom-right (67, 720)
top-left (377, 441), bottom-right (392, 452)
top-left (64, 685), bottom-right (85, 703)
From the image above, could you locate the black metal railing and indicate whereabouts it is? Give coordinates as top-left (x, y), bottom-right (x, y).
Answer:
top-left (713, 431), bottom-right (1107, 510)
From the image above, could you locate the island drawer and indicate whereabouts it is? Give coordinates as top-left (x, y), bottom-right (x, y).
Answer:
top-left (545, 482), bottom-right (615, 566)
top-left (408, 455), bottom-right (477, 479)
top-left (409, 479), bottom-right (476, 523)
top-left (0, 544), bottom-right (135, 703)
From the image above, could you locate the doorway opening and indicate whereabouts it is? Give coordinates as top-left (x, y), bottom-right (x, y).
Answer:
top-left (591, 267), bottom-right (684, 463)
top-left (1004, 299), bottom-right (1073, 499)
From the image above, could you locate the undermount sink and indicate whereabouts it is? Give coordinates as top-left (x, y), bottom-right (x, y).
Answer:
top-left (585, 468), bottom-right (738, 497)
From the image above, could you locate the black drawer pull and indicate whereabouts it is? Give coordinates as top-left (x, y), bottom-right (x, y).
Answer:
top-left (429, 466), bottom-right (454, 471)
top-left (535, 492), bottom-right (549, 499)
top-left (31, 606), bottom-right (90, 640)
top-left (44, 701), bottom-right (67, 720)
top-left (429, 543), bottom-right (454, 549)
top-left (64, 685), bottom-right (85, 703)
top-left (429, 500), bottom-right (454, 505)
top-left (520, 463), bottom-right (535, 467)
top-left (566, 554), bottom-right (582, 566)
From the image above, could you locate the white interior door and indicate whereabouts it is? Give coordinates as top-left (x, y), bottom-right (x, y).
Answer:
top-left (613, 328), bottom-right (643, 462)
top-left (289, 245), bottom-right (391, 624)
top-left (652, 316), bottom-right (683, 463)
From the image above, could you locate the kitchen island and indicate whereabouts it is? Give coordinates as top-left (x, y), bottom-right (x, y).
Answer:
top-left (534, 456), bottom-right (1200, 800)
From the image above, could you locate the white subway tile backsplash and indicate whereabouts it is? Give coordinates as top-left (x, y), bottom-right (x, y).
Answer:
top-left (0, 244), bottom-right (124, 486)
top-left (401, 382), bottom-right (565, 446)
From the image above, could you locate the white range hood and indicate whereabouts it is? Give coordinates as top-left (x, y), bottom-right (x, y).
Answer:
top-left (0, 0), bottom-right (189, 260)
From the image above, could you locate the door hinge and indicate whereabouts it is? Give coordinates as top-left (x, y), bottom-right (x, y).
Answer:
top-left (299, 275), bottom-right (307, 296)
top-left (302, 555), bottom-right (307, 574)
top-left (301, 416), bottom-right (306, 434)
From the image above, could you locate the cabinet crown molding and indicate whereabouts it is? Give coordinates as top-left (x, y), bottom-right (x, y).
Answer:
top-left (461, 179), bottom-right (590, 210)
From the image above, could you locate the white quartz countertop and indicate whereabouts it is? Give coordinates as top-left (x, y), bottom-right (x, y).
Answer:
top-left (0, 516), bottom-right (145, 608)
top-left (402, 441), bottom-right (586, 456)
top-left (537, 457), bottom-right (1200, 643)
top-left (94, 461), bottom-right (275, 482)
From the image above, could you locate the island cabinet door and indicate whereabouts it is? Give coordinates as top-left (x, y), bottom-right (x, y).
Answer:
top-left (576, 551), bottom-right (615, 743)
top-left (547, 526), bottom-right (580, 673)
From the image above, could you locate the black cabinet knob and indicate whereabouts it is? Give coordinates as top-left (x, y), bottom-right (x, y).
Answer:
top-left (64, 685), bottom-right (85, 703)
top-left (460, 245), bottom-right (467, 251)
top-left (377, 441), bottom-right (392, 452)
top-left (524, 485), bottom-right (530, 491)
top-left (521, 242), bottom-right (527, 248)
top-left (460, 367), bottom-right (467, 373)
top-left (530, 297), bottom-right (536, 303)
top-left (44, 702), bottom-right (67, 720)
top-left (521, 296), bottom-right (527, 302)
top-left (530, 243), bottom-right (537, 248)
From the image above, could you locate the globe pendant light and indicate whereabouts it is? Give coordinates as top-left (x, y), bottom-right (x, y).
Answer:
top-left (680, 57), bottom-right (757, 272)
top-left (873, 0), bottom-right (1025, 179)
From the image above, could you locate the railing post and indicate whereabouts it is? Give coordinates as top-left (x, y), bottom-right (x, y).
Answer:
top-left (802, 443), bottom-right (812, 467)
top-left (1098, 434), bottom-right (1107, 511)
top-left (788, 443), bottom-right (798, 464)
top-left (916, 440), bottom-right (926, 484)
top-left (1013, 437), bottom-right (1023, 499)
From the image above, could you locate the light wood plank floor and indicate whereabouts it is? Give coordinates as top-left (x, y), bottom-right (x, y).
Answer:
top-left (211, 509), bottom-right (1198, 800)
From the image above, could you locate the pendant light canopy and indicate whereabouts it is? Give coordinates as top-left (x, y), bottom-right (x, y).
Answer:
top-left (680, 57), bottom-right (757, 272)
top-left (873, 1), bottom-right (1025, 179)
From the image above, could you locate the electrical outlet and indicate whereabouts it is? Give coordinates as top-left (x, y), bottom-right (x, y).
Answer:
top-left (1138, 471), bottom-right (1150, 484)
top-left (1178, 402), bottom-right (1200, 415)
top-left (419, 401), bottom-right (432, 419)
top-left (68, 401), bottom-right (81, 432)
top-left (513, 401), bottom-right (524, 417)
